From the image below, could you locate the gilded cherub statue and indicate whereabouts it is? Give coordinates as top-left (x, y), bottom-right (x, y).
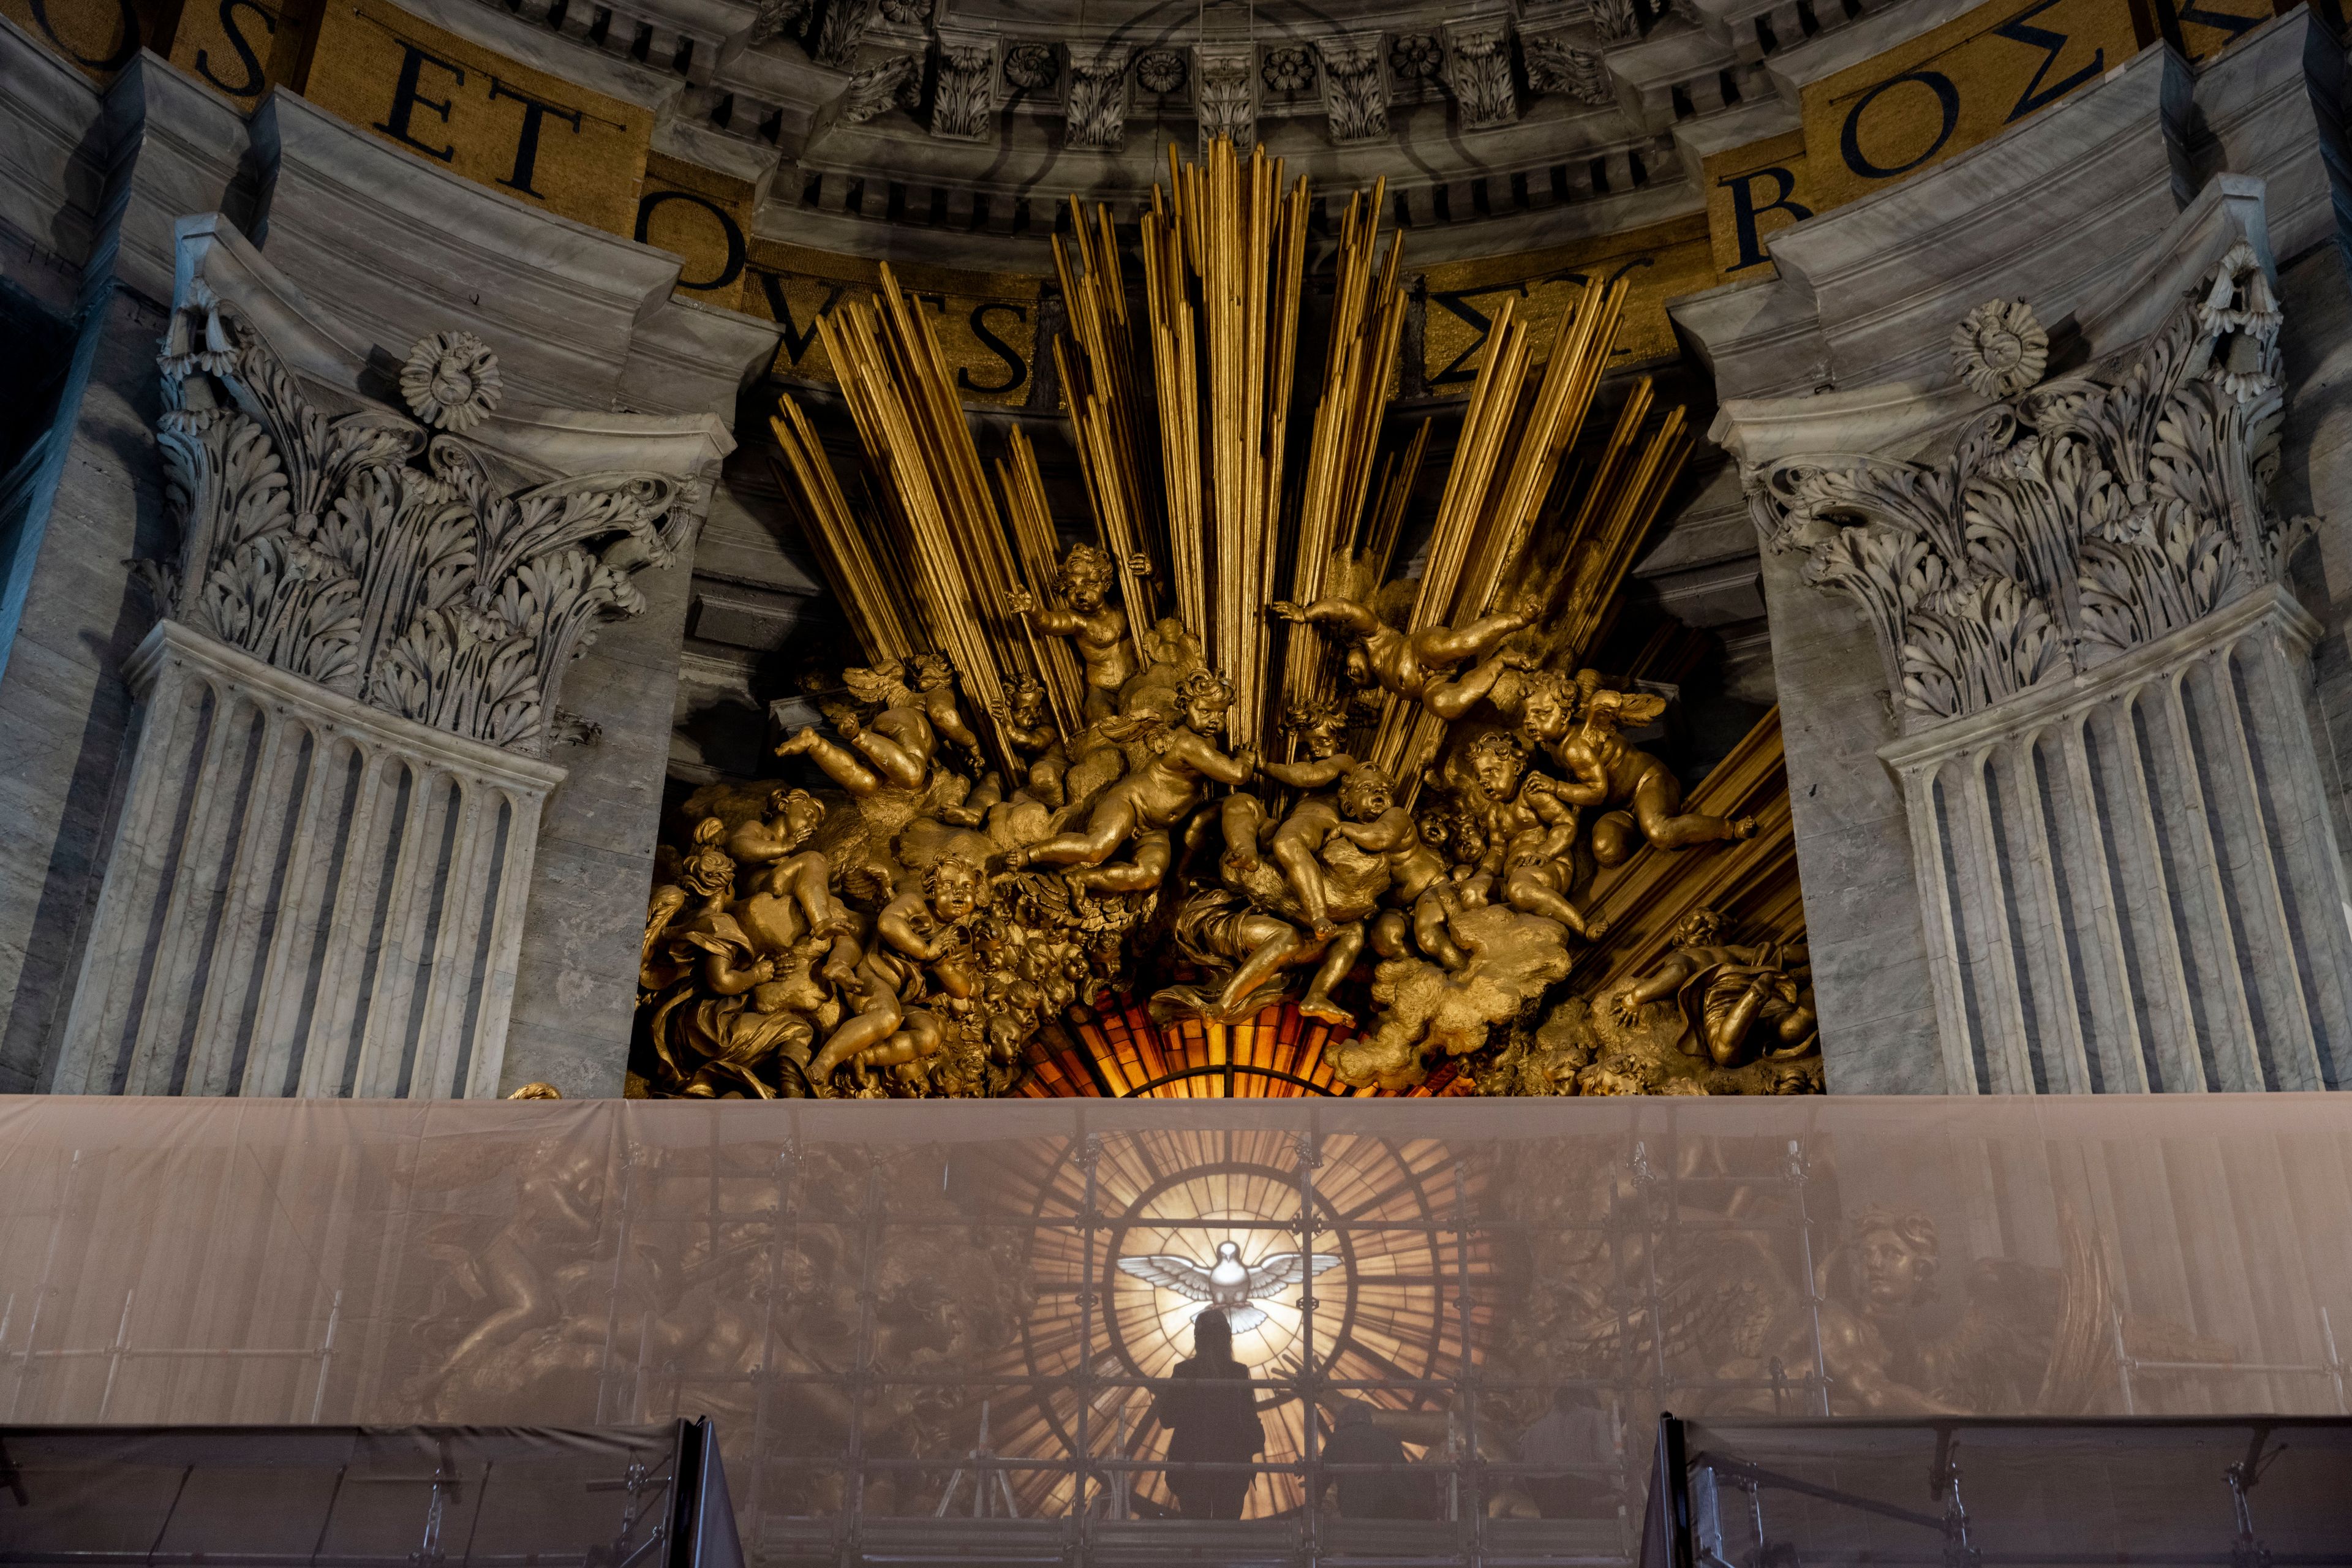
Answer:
top-left (989, 672), bottom-right (1067, 805)
top-left (723, 787), bottom-right (853, 964)
top-left (1007, 543), bottom-right (1143, 722)
top-left (1164, 764), bottom-right (1409, 1027)
top-left (803, 855), bottom-right (986, 1093)
top-left (1608, 908), bottom-right (1817, 1068)
top-left (638, 821), bottom-right (825, 1098)
top-left (1006, 669), bottom-right (1256, 893)
top-left (1220, 698), bottom-right (1378, 923)
top-left (1458, 730), bottom-right (1608, 941)
top-left (1518, 670), bottom-right (1754, 864)
top-left (1271, 591), bottom-right (1536, 719)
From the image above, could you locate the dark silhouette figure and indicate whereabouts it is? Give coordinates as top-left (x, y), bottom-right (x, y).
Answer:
top-left (1317, 1399), bottom-right (1430, 1519)
top-left (1152, 1309), bottom-right (1264, 1519)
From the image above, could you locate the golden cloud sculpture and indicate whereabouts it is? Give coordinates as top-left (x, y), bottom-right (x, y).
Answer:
top-left (635, 141), bottom-right (1819, 1099)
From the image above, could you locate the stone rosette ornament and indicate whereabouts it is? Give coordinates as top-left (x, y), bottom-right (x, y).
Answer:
top-left (1135, 48), bottom-right (1186, 94)
top-left (400, 330), bottom-right (502, 432)
top-left (1950, 298), bottom-right (2048, 399)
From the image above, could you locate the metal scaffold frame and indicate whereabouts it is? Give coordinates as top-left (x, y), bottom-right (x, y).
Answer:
top-left (590, 1131), bottom-right (1855, 1568)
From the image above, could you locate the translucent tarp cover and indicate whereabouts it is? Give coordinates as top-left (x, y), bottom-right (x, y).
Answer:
top-left (1666, 1415), bottom-right (2352, 1563)
top-left (1, 1093), bottom-right (2348, 1561)
top-left (0, 1423), bottom-right (714, 1566)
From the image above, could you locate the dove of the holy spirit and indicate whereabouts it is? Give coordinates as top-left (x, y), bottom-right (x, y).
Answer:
top-left (1115, 1241), bottom-right (1341, 1333)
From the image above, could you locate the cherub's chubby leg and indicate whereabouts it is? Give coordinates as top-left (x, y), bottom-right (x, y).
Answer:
top-left (1299, 922), bottom-right (1364, 1025)
top-left (1009, 794), bottom-right (1139, 869)
top-left (851, 729), bottom-right (928, 791)
top-left (808, 978), bottom-right (903, 1086)
top-left (1214, 914), bottom-right (1313, 1018)
top-left (853, 1008), bottom-right (942, 1085)
top-left (1369, 909), bottom-right (1412, 961)
top-left (1630, 766), bottom-right (1757, 851)
top-left (1419, 652), bottom-right (1519, 722)
top-left (775, 727), bottom-right (883, 794)
top-left (772, 851), bottom-right (848, 935)
top-left (1414, 605), bottom-right (1532, 668)
top-left (1411, 887), bottom-right (1472, 970)
top-left (1501, 867), bottom-right (1610, 941)
top-left (816, 925), bottom-right (865, 990)
top-left (1066, 829), bottom-right (1172, 894)
top-left (1221, 795), bottom-right (1268, 872)
top-left (1267, 818), bottom-right (1336, 933)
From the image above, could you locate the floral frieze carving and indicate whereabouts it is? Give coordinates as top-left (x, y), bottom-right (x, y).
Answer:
top-left (138, 284), bottom-right (684, 757)
top-left (1744, 244), bottom-right (2310, 731)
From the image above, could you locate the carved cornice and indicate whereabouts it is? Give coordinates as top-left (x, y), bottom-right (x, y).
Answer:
top-left (140, 284), bottom-right (688, 758)
top-left (1743, 245), bottom-right (2310, 733)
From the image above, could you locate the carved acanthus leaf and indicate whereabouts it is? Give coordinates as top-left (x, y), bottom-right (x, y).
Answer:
top-left (1591, 0), bottom-right (1642, 43)
top-left (1194, 45), bottom-right (1256, 150)
top-left (1316, 34), bottom-right (1388, 143)
top-left (841, 53), bottom-right (922, 124)
top-left (1065, 48), bottom-right (1131, 151)
top-left (1523, 31), bottom-right (1612, 104)
top-left (1745, 244), bottom-right (2297, 731)
top-left (141, 292), bottom-right (680, 757)
top-left (1442, 23), bottom-right (1517, 127)
top-left (930, 43), bottom-right (997, 138)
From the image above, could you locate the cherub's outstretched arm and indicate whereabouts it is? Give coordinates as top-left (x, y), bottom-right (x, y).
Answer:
top-left (1271, 596), bottom-right (1383, 638)
top-left (1548, 747), bottom-right (1614, 809)
top-left (1261, 754), bottom-right (1352, 789)
top-left (1615, 954), bottom-right (1697, 1016)
top-left (1333, 805), bottom-right (1415, 853)
top-left (1170, 734), bottom-right (1257, 787)
top-left (875, 893), bottom-right (945, 962)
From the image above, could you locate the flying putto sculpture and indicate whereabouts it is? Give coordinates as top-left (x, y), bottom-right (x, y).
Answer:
top-left (635, 141), bottom-right (1817, 1099)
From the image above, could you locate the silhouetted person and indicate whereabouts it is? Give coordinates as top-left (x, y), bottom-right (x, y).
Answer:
top-left (1152, 1308), bottom-right (1264, 1519)
top-left (1517, 1385), bottom-right (1615, 1517)
top-left (1317, 1398), bottom-right (1427, 1519)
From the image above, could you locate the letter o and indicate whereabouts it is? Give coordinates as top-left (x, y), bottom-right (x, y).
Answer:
top-left (634, 189), bottom-right (747, 293)
top-left (1838, 70), bottom-right (1960, 181)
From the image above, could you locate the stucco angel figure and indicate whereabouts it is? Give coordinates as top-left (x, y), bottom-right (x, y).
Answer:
top-left (1271, 591), bottom-right (1537, 720)
top-left (989, 672), bottom-right (1069, 806)
top-left (806, 854), bottom-right (986, 1091)
top-left (1607, 908), bottom-right (1817, 1068)
top-left (1785, 1206), bottom-right (2128, 1417)
top-left (1517, 669), bottom-right (1753, 864)
top-left (1007, 542), bottom-right (1148, 722)
top-left (1006, 669), bottom-right (1257, 893)
top-left (1172, 763), bottom-right (1406, 1026)
top-left (639, 821), bottom-right (818, 1098)
top-left (1458, 729), bottom-right (1608, 941)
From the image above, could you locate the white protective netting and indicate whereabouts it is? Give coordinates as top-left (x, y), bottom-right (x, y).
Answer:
top-left (1, 1093), bottom-right (2348, 1548)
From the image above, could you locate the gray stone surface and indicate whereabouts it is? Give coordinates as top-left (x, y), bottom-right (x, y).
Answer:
top-left (0, 23), bottom-right (755, 1096)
